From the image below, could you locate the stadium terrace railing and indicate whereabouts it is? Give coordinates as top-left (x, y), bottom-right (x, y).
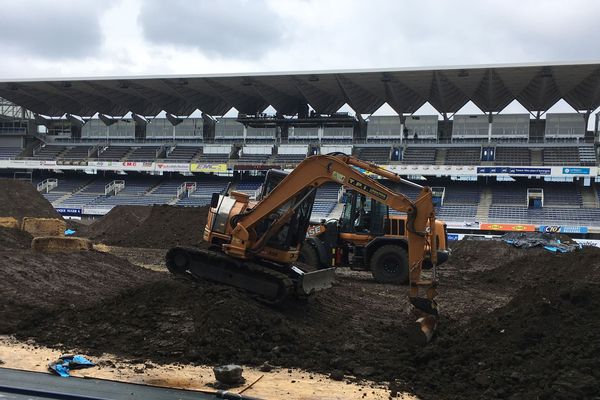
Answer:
top-left (104, 180), bottom-right (125, 196)
top-left (176, 182), bottom-right (197, 199)
top-left (36, 178), bottom-right (58, 193)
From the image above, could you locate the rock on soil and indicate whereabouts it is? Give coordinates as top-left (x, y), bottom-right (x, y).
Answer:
top-left (5, 239), bottom-right (600, 399)
top-left (0, 179), bottom-right (62, 221)
top-left (84, 205), bottom-right (209, 248)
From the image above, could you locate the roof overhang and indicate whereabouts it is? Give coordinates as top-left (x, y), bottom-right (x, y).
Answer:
top-left (1, 61), bottom-right (599, 117)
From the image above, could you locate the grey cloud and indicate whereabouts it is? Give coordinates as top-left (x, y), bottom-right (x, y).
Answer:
top-left (0, 0), bottom-right (104, 59)
top-left (138, 0), bottom-right (284, 59)
top-left (362, 0), bottom-right (600, 64)
top-left (281, 0), bottom-right (600, 70)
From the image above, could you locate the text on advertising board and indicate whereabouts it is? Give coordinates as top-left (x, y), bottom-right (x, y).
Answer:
top-left (480, 223), bottom-right (536, 232)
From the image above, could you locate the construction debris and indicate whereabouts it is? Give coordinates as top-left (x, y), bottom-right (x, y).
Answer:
top-left (502, 231), bottom-right (581, 253)
top-left (48, 355), bottom-right (95, 377)
top-left (213, 364), bottom-right (245, 385)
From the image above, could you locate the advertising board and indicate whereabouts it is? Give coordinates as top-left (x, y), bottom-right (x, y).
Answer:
top-left (480, 223), bottom-right (536, 232)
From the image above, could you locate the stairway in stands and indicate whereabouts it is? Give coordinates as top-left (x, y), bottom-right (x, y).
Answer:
top-left (530, 149), bottom-right (543, 166)
top-left (475, 187), bottom-right (492, 222)
top-left (435, 148), bottom-right (447, 165)
top-left (581, 185), bottom-right (600, 208)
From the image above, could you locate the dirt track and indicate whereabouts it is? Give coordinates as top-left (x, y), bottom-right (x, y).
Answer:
top-left (1, 184), bottom-right (599, 399)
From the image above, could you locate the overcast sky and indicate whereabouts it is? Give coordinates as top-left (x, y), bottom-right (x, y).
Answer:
top-left (0, 0), bottom-right (599, 118)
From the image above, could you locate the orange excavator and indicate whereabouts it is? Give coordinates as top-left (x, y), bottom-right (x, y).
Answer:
top-left (166, 153), bottom-right (446, 342)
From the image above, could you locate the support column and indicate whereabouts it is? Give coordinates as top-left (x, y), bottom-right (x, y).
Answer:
top-left (594, 111), bottom-right (600, 142)
top-left (399, 114), bottom-right (406, 144)
top-left (442, 113), bottom-right (450, 142)
top-left (488, 112), bottom-right (493, 143)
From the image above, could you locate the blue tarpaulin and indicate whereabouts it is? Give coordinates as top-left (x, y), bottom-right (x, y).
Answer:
top-left (48, 355), bottom-right (95, 377)
top-left (501, 232), bottom-right (581, 253)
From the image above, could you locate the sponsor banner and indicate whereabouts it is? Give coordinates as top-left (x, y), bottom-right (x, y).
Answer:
top-left (190, 163), bottom-right (228, 173)
top-left (561, 167), bottom-right (590, 175)
top-left (385, 165), bottom-right (479, 176)
top-left (87, 161), bottom-right (115, 168)
top-left (56, 160), bottom-right (87, 167)
top-left (480, 223), bottom-right (536, 232)
top-left (477, 167), bottom-right (551, 175)
top-left (86, 161), bottom-right (155, 171)
top-left (155, 162), bottom-right (190, 172)
top-left (38, 160), bottom-right (57, 167)
top-left (120, 161), bottom-right (155, 170)
top-left (447, 233), bottom-right (460, 241)
top-left (82, 206), bottom-right (112, 216)
top-left (233, 164), bottom-right (277, 171)
top-left (55, 207), bottom-right (82, 216)
top-left (351, 166), bottom-right (377, 176)
top-left (538, 225), bottom-right (589, 234)
top-left (444, 221), bottom-right (480, 229)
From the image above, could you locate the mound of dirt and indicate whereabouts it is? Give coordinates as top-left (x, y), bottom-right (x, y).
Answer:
top-left (0, 179), bottom-right (61, 221)
top-left (0, 227), bottom-right (32, 249)
top-left (8, 240), bottom-right (600, 399)
top-left (391, 280), bottom-right (600, 399)
top-left (85, 205), bottom-right (209, 248)
top-left (447, 238), bottom-right (534, 272)
top-left (0, 249), bottom-right (161, 334)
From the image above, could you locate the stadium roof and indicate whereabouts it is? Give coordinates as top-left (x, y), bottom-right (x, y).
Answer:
top-left (1, 61), bottom-right (600, 118)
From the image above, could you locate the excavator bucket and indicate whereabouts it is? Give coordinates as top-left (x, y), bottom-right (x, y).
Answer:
top-left (294, 267), bottom-right (336, 295)
top-left (406, 315), bottom-right (438, 346)
top-left (407, 297), bottom-right (439, 345)
top-left (31, 236), bottom-right (93, 252)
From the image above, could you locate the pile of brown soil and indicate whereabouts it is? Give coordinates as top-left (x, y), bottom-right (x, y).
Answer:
top-left (84, 205), bottom-right (209, 248)
top-left (7, 240), bottom-right (600, 399)
top-left (0, 179), bottom-right (61, 220)
top-left (0, 227), bottom-right (32, 249)
top-left (17, 275), bottom-right (414, 377)
top-left (0, 249), bottom-right (161, 334)
top-left (389, 246), bottom-right (600, 399)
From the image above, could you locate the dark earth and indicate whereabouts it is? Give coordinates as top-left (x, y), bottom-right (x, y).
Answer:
top-left (83, 204), bottom-right (209, 248)
top-left (0, 178), bottom-right (62, 221)
top-left (0, 180), bottom-right (599, 399)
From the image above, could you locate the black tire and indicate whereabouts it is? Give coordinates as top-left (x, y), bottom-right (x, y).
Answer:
top-left (298, 243), bottom-right (322, 269)
top-left (370, 245), bottom-right (409, 284)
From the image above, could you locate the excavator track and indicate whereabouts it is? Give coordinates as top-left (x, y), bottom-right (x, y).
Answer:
top-left (166, 246), bottom-right (294, 304)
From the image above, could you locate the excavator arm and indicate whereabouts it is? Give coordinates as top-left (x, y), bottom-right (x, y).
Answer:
top-left (224, 153), bottom-right (439, 322)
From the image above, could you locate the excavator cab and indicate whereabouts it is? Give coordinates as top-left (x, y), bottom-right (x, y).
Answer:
top-left (340, 191), bottom-right (386, 236)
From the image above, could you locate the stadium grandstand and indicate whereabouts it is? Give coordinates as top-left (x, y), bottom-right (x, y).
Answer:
top-left (0, 61), bottom-right (599, 236)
